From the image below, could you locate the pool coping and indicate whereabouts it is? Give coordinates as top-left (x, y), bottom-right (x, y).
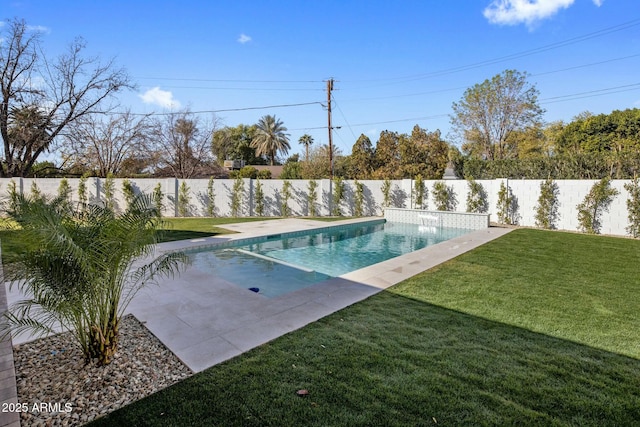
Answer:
top-left (6, 218), bottom-right (514, 375)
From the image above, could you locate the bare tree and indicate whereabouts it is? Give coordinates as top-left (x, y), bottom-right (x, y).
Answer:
top-left (0, 18), bottom-right (133, 177)
top-left (62, 111), bottom-right (153, 177)
top-left (151, 110), bottom-right (218, 178)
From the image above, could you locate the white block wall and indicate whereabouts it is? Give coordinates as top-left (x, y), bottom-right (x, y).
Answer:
top-left (0, 177), bottom-right (635, 237)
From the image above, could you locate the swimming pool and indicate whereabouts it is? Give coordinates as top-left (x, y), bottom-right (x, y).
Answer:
top-left (186, 220), bottom-right (472, 298)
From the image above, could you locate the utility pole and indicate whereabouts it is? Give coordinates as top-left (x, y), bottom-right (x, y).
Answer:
top-left (327, 78), bottom-right (334, 179)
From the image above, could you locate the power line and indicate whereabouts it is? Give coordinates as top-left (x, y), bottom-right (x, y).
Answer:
top-left (123, 101), bottom-right (324, 116)
top-left (344, 18), bottom-right (640, 87)
top-left (136, 77), bottom-right (324, 84)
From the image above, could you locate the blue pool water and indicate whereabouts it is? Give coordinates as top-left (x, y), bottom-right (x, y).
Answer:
top-left (186, 220), bottom-right (472, 298)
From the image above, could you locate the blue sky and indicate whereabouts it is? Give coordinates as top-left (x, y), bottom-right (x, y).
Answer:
top-left (2, 0), bottom-right (640, 158)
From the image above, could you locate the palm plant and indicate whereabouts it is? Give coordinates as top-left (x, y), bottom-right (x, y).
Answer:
top-left (251, 115), bottom-right (290, 165)
top-left (1, 192), bottom-right (185, 365)
top-left (298, 134), bottom-right (314, 162)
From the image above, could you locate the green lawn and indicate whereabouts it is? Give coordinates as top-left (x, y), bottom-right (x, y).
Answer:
top-left (157, 217), bottom-right (276, 242)
top-left (90, 229), bottom-right (640, 426)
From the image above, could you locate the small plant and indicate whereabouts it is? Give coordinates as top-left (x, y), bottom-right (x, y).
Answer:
top-left (178, 181), bottom-right (191, 217)
top-left (57, 178), bottom-right (73, 212)
top-left (354, 180), bottom-right (364, 217)
top-left (577, 178), bottom-right (619, 234)
top-left (625, 177), bottom-right (640, 238)
top-left (307, 180), bottom-right (318, 216)
top-left (496, 181), bottom-right (519, 225)
top-left (413, 175), bottom-right (426, 209)
top-left (30, 181), bottom-right (43, 200)
top-left (7, 180), bottom-right (18, 212)
top-left (230, 177), bottom-right (244, 217)
top-left (122, 179), bottom-right (136, 210)
top-left (281, 180), bottom-right (292, 217)
top-left (466, 178), bottom-right (488, 213)
top-left (207, 176), bottom-right (216, 217)
top-left (432, 181), bottom-right (457, 211)
top-left (103, 173), bottom-right (116, 210)
top-left (78, 175), bottom-right (88, 209)
top-left (332, 177), bottom-right (345, 216)
top-left (255, 179), bottom-right (265, 216)
top-left (153, 183), bottom-right (164, 217)
top-left (534, 178), bottom-right (560, 230)
top-left (381, 179), bottom-right (392, 209)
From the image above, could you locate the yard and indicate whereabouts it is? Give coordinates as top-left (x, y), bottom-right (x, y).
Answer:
top-left (88, 228), bottom-right (640, 426)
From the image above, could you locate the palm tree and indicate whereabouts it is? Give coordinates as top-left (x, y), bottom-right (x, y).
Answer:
top-left (251, 115), bottom-right (290, 165)
top-left (298, 134), bottom-right (314, 162)
top-left (1, 193), bottom-right (185, 365)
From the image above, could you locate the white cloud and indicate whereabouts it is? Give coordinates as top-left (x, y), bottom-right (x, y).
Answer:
top-left (484, 0), bottom-right (575, 26)
top-left (26, 25), bottom-right (51, 34)
top-left (237, 33), bottom-right (252, 44)
top-left (139, 87), bottom-right (181, 109)
top-left (593, 0), bottom-right (604, 6)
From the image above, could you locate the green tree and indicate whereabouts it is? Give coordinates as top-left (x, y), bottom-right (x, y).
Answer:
top-left (451, 69), bottom-right (544, 160)
top-left (432, 181), bottom-right (457, 211)
top-left (207, 177), bottom-right (216, 217)
top-left (350, 134), bottom-right (375, 179)
top-left (332, 177), bottom-right (345, 216)
top-left (122, 179), bottom-right (136, 210)
top-left (400, 126), bottom-right (449, 179)
top-left (153, 183), bottom-right (163, 217)
top-left (577, 178), bottom-right (619, 234)
top-left (254, 179), bottom-right (265, 216)
top-left (372, 131), bottom-right (402, 179)
top-left (251, 115), bottom-right (291, 166)
top-left (178, 181), bottom-right (191, 217)
top-left (57, 178), bottom-right (73, 212)
top-left (307, 180), bottom-right (318, 216)
top-left (465, 179), bottom-right (488, 213)
top-left (298, 134), bottom-right (314, 162)
top-left (413, 175), bottom-right (426, 209)
top-left (230, 177), bottom-right (244, 217)
top-left (534, 178), bottom-right (560, 229)
top-left (1, 193), bottom-right (185, 365)
top-left (354, 180), bottom-right (364, 217)
top-left (212, 124), bottom-right (263, 165)
top-left (281, 180), bottom-right (292, 217)
top-left (625, 177), bottom-right (640, 238)
top-left (103, 173), bottom-right (116, 211)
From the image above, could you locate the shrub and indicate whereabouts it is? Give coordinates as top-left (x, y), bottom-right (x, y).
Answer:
top-left (307, 180), bottom-right (318, 216)
top-left (496, 181), bottom-right (519, 225)
top-left (432, 181), bottom-right (457, 211)
top-left (625, 177), bottom-right (640, 237)
top-left (57, 178), bottom-right (73, 212)
top-left (534, 178), bottom-right (560, 229)
top-left (103, 173), bottom-right (115, 210)
top-left (207, 177), bottom-right (216, 217)
top-left (230, 177), bottom-right (244, 217)
top-left (332, 177), bottom-right (345, 216)
top-left (78, 175), bottom-right (88, 209)
top-left (354, 180), bottom-right (364, 217)
top-left (152, 183), bottom-right (163, 217)
top-left (122, 179), bottom-right (135, 210)
top-left (257, 169), bottom-right (272, 179)
top-left (413, 175), bottom-right (426, 209)
top-left (255, 179), bottom-right (265, 216)
top-left (381, 179), bottom-right (392, 209)
top-left (281, 180), bottom-right (292, 217)
top-left (178, 181), bottom-right (191, 217)
top-left (465, 178), bottom-right (488, 213)
top-left (1, 193), bottom-right (185, 365)
top-left (577, 178), bottom-right (619, 234)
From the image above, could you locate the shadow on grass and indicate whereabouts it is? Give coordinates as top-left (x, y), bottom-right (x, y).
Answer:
top-left (157, 230), bottom-right (220, 243)
top-left (89, 290), bottom-right (640, 427)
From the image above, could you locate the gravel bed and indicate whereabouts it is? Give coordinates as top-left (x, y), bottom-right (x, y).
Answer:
top-left (13, 315), bottom-right (193, 426)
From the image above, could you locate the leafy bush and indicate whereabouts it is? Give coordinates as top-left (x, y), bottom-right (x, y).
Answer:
top-left (624, 177), bottom-right (640, 237)
top-left (577, 178), bottom-right (619, 234)
top-left (255, 179), bottom-right (264, 216)
top-left (152, 183), bottom-right (163, 217)
top-left (207, 177), bottom-right (216, 217)
top-left (122, 179), bottom-right (135, 210)
top-left (257, 169), bottom-right (272, 179)
top-left (1, 193), bottom-right (185, 365)
top-left (534, 179), bottom-right (560, 229)
top-left (230, 177), bottom-right (244, 217)
top-left (381, 179), bottom-right (392, 209)
top-left (432, 181), bottom-right (457, 211)
top-left (496, 181), bottom-right (519, 225)
top-left (465, 179), bottom-right (488, 213)
top-left (354, 180), bottom-right (364, 216)
top-left (178, 181), bottom-right (191, 217)
top-left (281, 180), bottom-right (292, 217)
top-left (103, 173), bottom-right (116, 210)
top-left (413, 175), bottom-right (426, 209)
top-left (332, 177), bottom-right (345, 216)
top-left (307, 180), bottom-right (318, 216)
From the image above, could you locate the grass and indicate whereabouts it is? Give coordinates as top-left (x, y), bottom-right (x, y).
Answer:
top-left (89, 228), bottom-right (640, 426)
top-left (157, 217), bottom-right (275, 242)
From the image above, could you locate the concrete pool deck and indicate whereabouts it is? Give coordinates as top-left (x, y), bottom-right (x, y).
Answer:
top-left (7, 217), bottom-right (513, 374)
